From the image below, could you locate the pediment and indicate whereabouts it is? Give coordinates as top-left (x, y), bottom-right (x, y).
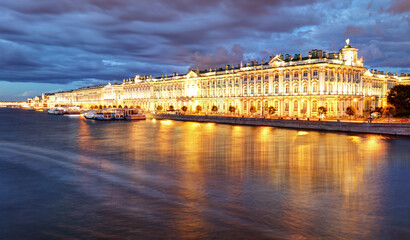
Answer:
top-left (186, 70), bottom-right (198, 78)
top-left (268, 55), bottom-right (285, 66)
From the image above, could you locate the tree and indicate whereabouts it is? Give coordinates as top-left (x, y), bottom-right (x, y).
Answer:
top-left (156, 105), bottom-right (163, 111)
top-left (387, 85), bottom-right (410, 112)
top-left (318, 106), bottom-right (327, 117)
top-left (195, 105), bottom-right (202, 113)
top-left (112, 105), bottom-right (117, 108)
top-left (211, 105), bottom-right (218, 113)
top-left (124, 105), bottom-right (128, 108)
top-left (129, 106), bottom-right (134, 109)
top-left (249, 105), bottom-right (257, 114)
top-left (168, 105), bottom-right (175, 111)
top-left (382, 105), bottom-right (396, 117)
top-left (346, 105), bottom-right (357, 118)
top-left (181, 106), bottom-right (188, 112)
top-left (118, 105), bottom-right (123, 108)
top-left (229, 105), bottom-right (236, 114)
top-left (99, 105), bottom-right (103, 109)
top-left (268, 106), bottom-right (276, 115)
top-left (136, 105), bottom-right (141, 109)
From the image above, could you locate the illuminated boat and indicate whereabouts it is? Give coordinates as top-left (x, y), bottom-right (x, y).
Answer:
top-left (93, 112), bottom-right (114, 120)
top-left (47, 108), bottom-right (65, 115)
top-left (84, 110), bottom-right (97, 119)
top-left (124, 108), bottom-right (146, 120)
top-left (66, 106), bottom-right (81, 114)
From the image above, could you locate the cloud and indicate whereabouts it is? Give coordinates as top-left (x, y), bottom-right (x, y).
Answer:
top-left (344, 26), bottom-right (366, 37)
top-left (0, 0), bottom-right (408, 98)
top-left (189, 44), bottom-right (244, 70)
top-left (386, 0), bottom-right (410, 14)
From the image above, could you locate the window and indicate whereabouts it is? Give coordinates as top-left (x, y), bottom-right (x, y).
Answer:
top-left (257, 85), bottom-right (261, 94)
top-left (275, 74), bottom-right (279, 81)
top-left (303, 71), bottom-right (308, 77)
top-left (274, 101), bottom-right (278, 110)
top-left (244, 77), bottom-right (247, 82)
top-left (250, 86), bottom-right (254, 94)
top-left (285, 73), bottom-right (289, 78)
top-left (312, 100), bottom-right (317, 112)
top-left (313, 83), bottom-right (318, 93)
top-left (244, 101), bottom-right (247, 110)
top-left (265, 75), bottom-right (269, 81)
top-left (257, 101), bottom-right (261, 110)
top-left (274, 84), bottom-right (279, 94)
top-left (303, 84), bottom-right (308, 93)
top-left (264, 85), bottom-right (269, 94)
top-left (313, 70), bottom-right (318, 77)
top-left (243, 85), bottom-right (247, 95)
top-left (251, 76), bottom-right (254, 81)
top-left (285, 84), bottom-right (289, 93)
top-left (293, 101), bottom-right (298, 111)
top-left (294, 84), bottom-right (299, 93)
top-left (294, 72), bottom-right (298, 78)
top-left (258, 76), bottom-right (261, 81)
top-left (285, 102), bottom-right (289, 111)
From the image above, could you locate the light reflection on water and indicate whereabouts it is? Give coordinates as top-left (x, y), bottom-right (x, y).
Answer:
top-left (0, 109), bottom-right (409, 239)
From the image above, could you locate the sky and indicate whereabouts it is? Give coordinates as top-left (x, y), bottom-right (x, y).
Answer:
top-left (0, 0), bottom-right (409, 101)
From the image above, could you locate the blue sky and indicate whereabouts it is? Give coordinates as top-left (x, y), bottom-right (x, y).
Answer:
top-left (0, 0), bottom-right (409, 100)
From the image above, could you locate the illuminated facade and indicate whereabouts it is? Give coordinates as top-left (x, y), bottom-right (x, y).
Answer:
top-left (33, 40), bottom-right (402, 117)
top-left (123, 40), bottom-right (399, 117)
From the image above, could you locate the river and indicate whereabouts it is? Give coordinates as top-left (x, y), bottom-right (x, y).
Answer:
top-left (0, 108), bottom-right (409, 239)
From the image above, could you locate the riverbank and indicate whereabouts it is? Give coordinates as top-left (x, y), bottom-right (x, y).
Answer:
top-left (149, 114), bottom-right (410, 136)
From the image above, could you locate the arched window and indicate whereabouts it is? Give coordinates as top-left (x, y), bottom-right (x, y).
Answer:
top-left (275, 84), bottom-right (279, 94)
top-left (243, 85), bottom-right (247, 95)
top-left (264, 84), bottom-right (269, 94)
top-left (274, 101), bottom-right (279, 110)
top-left (285, 101), bottom-right (289, 111)
top-left (294, 84), bottom-right (299, 94)
top-left (303, 83), bottom-right (308, 93)
top-left (312, 100), bottom-right (317, 112)
top-left (312, 83), bottom-right (318, 93)
top-left (285, 84), bottom-right (290, 93)
top-left (257, 84), bottom-right (261, 94)
top-left (293, 100), bottom-right (298, 111)
top-left (244, 101), bottom-right (247, 110)
top-left (329, 83), bottom-right (333, 92)
top-left (250, 86), bottom-right (254, 94)
top-left (257, 101), bottom-right (261, 111)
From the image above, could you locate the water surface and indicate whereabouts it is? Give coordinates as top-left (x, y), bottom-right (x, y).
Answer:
top-left (0, 108), bottom-right (409, 239)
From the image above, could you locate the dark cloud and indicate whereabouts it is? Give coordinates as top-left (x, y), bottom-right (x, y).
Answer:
top-left (386, 0), bottom-right (410, 14)
top-left (0, 0), bottom-right (408, 96)
top-left (344, 26), bottom-right (366, 36)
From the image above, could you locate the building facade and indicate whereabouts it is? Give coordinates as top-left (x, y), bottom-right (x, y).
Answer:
top-left (32, 40), bottom-right (402, 117)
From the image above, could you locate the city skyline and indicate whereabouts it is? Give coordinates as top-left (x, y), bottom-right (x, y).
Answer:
top-left (1, 0), bottom-right (409, 100)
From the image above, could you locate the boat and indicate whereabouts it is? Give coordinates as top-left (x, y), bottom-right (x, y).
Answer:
top-left (112, 109), bottom-right (125, 120)
top-left (66, 106), bottom-right (81, 114)
top-left (48, 108), bottom-right (65, 115)
top-left (83, 110), bottom-right (97, 119)
top-left (93, 112), bottom-right (114, 120)
top-left (124, 108), bottom-right (146, 120)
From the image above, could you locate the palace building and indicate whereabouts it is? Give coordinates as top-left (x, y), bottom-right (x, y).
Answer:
top-left (33, 40), bottom-right (404, 117)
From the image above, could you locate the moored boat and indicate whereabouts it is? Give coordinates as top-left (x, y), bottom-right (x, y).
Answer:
top-left (66, 106), bottom-right (81, 114)
top-left (48, 108), bottom-right (65, 115)
top-left (93, 112), bottom-right (114, 120)
top-left (124, 108), bottom-right (146, 120)
top-left (83, 110), bottom-right (97, 119)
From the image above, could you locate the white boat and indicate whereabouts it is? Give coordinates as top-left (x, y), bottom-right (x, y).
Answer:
top-left (83, 110), bottom-right (97, 119)
top-left (93, 112), bottom-right (114, 120)
top-left (66, 106), bottom-right (81, 114)
top-left (112, 110), bottom-right (125, 120)
top-left (48, 108), bottom-right (64, 115)
top-left (124, 108), bottom-right (146, 120)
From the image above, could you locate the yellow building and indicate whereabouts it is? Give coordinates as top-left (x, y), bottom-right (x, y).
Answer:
top-left (123, 39), bottom-right (399, 117)
top-left (32, 40), bottom-right (401, 116)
